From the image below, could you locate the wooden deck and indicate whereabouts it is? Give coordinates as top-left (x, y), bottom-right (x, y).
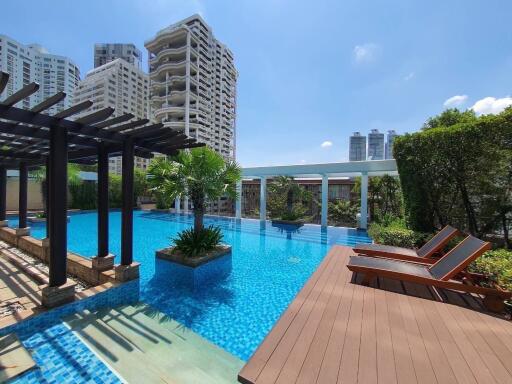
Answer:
top-left (238, 245), bottom-right (512, 384)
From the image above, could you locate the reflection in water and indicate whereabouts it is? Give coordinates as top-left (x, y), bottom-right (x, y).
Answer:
top-left (271, 222), bottom-right (303, 240)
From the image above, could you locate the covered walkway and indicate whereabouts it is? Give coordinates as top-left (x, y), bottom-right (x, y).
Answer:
top-left (238, 160), bottom-right (398, 229)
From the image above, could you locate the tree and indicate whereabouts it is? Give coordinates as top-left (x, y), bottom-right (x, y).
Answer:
top-left (148, 147), bottom-right (241, 233)
top-left (422, 108), bottom-right (476, 130)
top-left (328, 200), bottom-right (358, 226)
top-left (267, 176), bottom-right (314, 221)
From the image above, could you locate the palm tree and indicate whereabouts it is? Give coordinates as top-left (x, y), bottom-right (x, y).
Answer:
top-left (148, 147), bottom-right (242, 233)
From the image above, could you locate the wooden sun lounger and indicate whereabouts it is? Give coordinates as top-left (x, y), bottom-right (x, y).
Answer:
top-left (348, 236), bottom-right (510, 312)
top-left (353, 225), bottom-right (460, 263)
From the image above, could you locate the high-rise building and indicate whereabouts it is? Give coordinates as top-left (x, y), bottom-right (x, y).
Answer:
top-left (94, 43), bottom-right (142, 69)
top-left (385, 130), bottom-right (399, 159)
top-left (73, 58), bottom-right (150, 174)
top-left (367, 129), bottom-right (385, 160)
top-left (145, 14), bottom-right (238, 159)
top-left (349, 132), bottom-right (367, 161)
top-left (0, 34), bottom-right (80, 113)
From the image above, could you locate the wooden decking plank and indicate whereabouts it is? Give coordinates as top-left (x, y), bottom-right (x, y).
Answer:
top-left (337, 283), bottom-right (365, 384)
top-left (404, 284), bottom-right (458, 384)
top-left (398, 294), bottom-right (438, 384)
top-left (276, 248), bottom-right (349, 384)
top-left (434, 302), bottom-right (498, 384)
top-left (254, 250), bottom-right (343, 384)
top-left (474, 312), bottom-right (512, 355)
top-left (357, 286), bottom-right (378, 384)
top-left (294, 249), bottom-right (352, 384)
top-left (238, 247), bottom-right (338, 383)
top-left (374, 288), bottom-right (398, 384)
top-left (446, 304), bottom-right (512, 383)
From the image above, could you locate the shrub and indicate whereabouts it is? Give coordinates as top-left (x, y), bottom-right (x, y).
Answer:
top-left (328, 200), bottom-right (358, 226)
top-left (69, 182), bottom-right (97, 210)
top-left (468, 249), bottom-right (512, 292)
top-left (172, 225), bottom-right (223, 258)
top-left (368, 219), bottom-right (429, 248)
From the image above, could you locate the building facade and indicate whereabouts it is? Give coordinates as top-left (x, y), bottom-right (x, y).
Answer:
top-left (367, 129), bottom-right (385, 160)
top-left (73, 58), bottom-right (150, 174)
top-left (0, 34), bottom-right (80, 113)
top-left (145, 14), bottom-right (238, 160)
top-left (385, 129), bottom-right (399, 159)
top-left (94, 43), bottom-right (142, 70)
top-left (349, 132), bottom-right (367, 161)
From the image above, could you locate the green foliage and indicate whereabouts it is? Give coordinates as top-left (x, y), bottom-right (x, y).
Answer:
top-left (267, 176), bottom-right (314, 221)
top-left (172, 225), bottom-right (223, 258)
top-left (368, 218), bottom-right (428, 248)
top-left (353, 175), bottom-right (403, 223)
top-left (69, 182), bottom-right (97, 210)
top-left (148, 147), bottom-right (242, 232)
top-left (469, 249), bottom-right (512, 292)
top-left (422, 108), bottom-right (477, 130)
top-left (328, 200), bottom-right (358, 226)
top-left (394, 107), bottom-right (512, 245)
top-left (109, 173), bottom-right (123, 208)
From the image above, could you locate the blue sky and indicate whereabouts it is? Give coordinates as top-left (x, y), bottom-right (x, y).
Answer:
top-left (2, 0), bottom-right (511, 166)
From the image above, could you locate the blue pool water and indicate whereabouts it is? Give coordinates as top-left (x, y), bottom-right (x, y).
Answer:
top-left (7, 211), bottom-right (370, 381)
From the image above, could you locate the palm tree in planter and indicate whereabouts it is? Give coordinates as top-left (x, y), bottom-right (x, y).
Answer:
top-left (148, 147), bottom-right (242, 261)
top-left (268, 176), bottom-right (314, 226)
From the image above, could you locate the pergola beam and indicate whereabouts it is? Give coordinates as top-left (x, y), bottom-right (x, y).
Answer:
top-left (1, 83), bottom-right (39, 107)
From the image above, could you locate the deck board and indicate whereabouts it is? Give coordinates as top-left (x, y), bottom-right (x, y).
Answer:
top-left (238, 245), bottom-right (512, 384)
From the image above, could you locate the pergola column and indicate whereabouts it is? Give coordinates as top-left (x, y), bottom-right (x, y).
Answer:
top-left (45, 157), bottom-right (50, 238)
top-left (92, 142), bottom-right (114, 271)
top-left (321, 174), bottom-right (329, 227)
top-left (42, 124), bottom-right (75, 308)
top-left (115, 138), bottom-right (139, 281)
top-left (175, 197), bottom-right (181, 214)
top-left (235, 180), bottom-right (242, 219)
top-left (16, 162), bottom-right (29, 236)
top-left (360, 172), bottom-right (368, 229)
top-left (0, 166), bottom-right (7, 227)
top-left (259, 176), bottom-right (267, 221)
top-left (184, 196), bottom-right (189, 214)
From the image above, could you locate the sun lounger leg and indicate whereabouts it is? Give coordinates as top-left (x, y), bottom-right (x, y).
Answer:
top-left (361, 273), bottom-right (376, 286)
top-left (483, 295), bottom-right (506, 313)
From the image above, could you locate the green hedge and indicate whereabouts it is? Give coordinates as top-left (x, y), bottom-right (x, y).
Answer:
top-left (394, 108), bottom-right (512, 242)
top-left (69, 182), bottom-right (97, 210)
top-left (368, 220), bottom-right (429, 248)
top-left (469, 249), bottom-right (512, 292)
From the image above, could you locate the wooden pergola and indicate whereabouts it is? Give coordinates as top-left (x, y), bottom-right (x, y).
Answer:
top-left (0, 71), bottom-right (203, 302)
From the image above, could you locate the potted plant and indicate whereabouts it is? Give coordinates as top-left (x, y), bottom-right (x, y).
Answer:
top-left (149, 147), bottom-right (241, 267)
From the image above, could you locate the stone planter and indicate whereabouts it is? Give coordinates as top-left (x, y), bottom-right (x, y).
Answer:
top-left (156, 244), bottom-right (232, 268)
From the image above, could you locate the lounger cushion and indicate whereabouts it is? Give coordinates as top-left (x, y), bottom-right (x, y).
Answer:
top-left (353, 243), bottom-right (419, 257)
top-left (348, 255), bottom-right (433, 279)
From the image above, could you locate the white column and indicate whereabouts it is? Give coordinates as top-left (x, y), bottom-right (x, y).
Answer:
top-left (175, 197), bottom-right (181, 214)
top-left (321, 174), bottom-right (329, 227)
top-left (184, 196), bottom-right (189, 214)
top-left (259, 177), bottom-right (266, 221)
top-left (360, 172), bottom-right (368, 229)
top-left (235, 180), bottom-right (242, 219)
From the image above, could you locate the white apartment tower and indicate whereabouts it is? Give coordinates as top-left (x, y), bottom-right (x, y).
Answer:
top-left (349, 132), bottom-right (367, 161)
top-left (0, 34), bottom-right (80, 113)
top-left (94, 43), bottom-right (142, 69)
top-left (73, 58), bottom-right (150, 174)
top-left (385, 130), bottom-right (399, 159)
top-left (145, 14), bottom-right (238, 159)
top-left (367, 129), bottom-right (385, 160)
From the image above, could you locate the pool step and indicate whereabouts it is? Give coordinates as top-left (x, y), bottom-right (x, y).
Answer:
top-left (64, 304), bottom-right (243, 384)
top-left (0, 333), bottom-right (36, 382)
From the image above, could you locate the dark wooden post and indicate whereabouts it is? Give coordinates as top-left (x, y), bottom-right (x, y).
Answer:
top-left (18, 162), bottom-right (28, 229)
top-left (45, 157), bottom-right (50, 238)
top-left (97, 142), bottom-right (109, 257)
top-left (121, 138), bottom-right (134, 265)
top-left (0, 166), bottom-right (6, 223)
top-left (49, 126), bottom-right (68, 287)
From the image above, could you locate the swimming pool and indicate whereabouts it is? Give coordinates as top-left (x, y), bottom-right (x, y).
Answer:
top-left (7, 211), bottom-right (371, 380)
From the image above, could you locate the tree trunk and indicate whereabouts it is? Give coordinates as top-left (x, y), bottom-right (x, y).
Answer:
top-left (193, 195), bottom-right (204, 233)
top-left (286, 189), bottom-right (293, 216)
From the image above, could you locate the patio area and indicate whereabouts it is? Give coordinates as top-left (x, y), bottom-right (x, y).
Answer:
top-left (239, 245), bottom-right (512, 384)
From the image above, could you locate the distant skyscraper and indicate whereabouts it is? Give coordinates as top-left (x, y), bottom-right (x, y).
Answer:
top-left (368, 129), bottom-right (385, 160)
top-left (349, 132), bottom-right (367, 161)
top-left (94, 43), bottom-right (142, 69)
top-left (73, 58), bottom-right (150, 174)
top-left (145, 14), bottom-right (238, 160)
top-left (0, 34), bottom-right (80, 113)
top-left (385, 130), bottom-right (399, 159)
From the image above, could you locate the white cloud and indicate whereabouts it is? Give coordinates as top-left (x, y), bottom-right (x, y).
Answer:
top-left (471, 96), bottom-right (512, 115)
top-left (353, 43), bottom-right (380, 63)
top-left (443, 95), bottom-right (468, 108)
top-left (404, 72), bottom-right (415, 81)
top-left (321, 141), bottom-right (333, 148)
